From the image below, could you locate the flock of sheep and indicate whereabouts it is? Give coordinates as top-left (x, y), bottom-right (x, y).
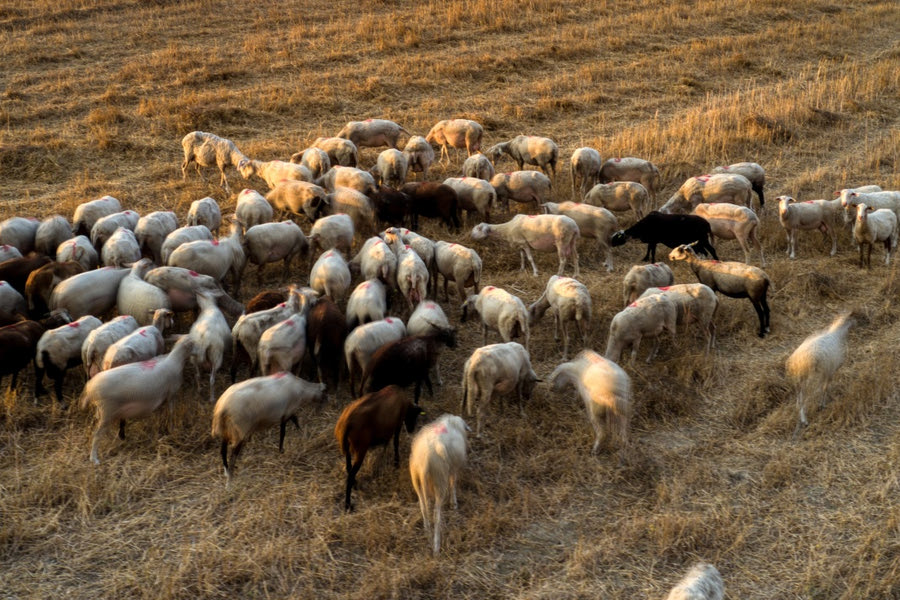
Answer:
top-left (2, 114), bottom-right (897, 597)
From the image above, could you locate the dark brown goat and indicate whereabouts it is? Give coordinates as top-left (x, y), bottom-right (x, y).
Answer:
top-left (305, 297), bottom-right (348, 390)
top-left (0, 253), bottom-right (52, 295)
top-left (400, 182), bottom-right (461, 232)
top-left (25, 260), bottom-right (85, 318)
top-left (0, 308), bottom-right (71, 391)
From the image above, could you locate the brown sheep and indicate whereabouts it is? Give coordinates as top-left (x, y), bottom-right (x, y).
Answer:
top-left (25, 260), bottom-right (85, 318)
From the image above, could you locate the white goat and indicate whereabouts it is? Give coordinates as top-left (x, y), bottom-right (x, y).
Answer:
top-left (181, 131), bottom-right (247, 193)
top-left (461, 285), bottom-right (530, 351)
top-left (605, 293), bottom-right (678, 364)
top-left (622, 262), bottom-right (674, 306)
top-left (187, 196), bottom-right (222, 235)
top-left (470, 214), bottom-right (580, 278)
top-left (528, 275), bottom-right (592, 359)
top-left (189, 292), bottom-right (231, 403)
top-left (461, 342), bottom-right (538, 437)
top-left (776, 195), bottom-right (837, 259)
top-left (343, 317), bottom-right (407, 396)
top-left (854, 203), bottom-right (898, 268)
top-left (694, 202), bottom-right (765, 265)
top-left (542, 201), bottom-right (617, 272)
top-left (486, 135), bottom-right (558, 178)
top-left (665, 563), bottom-right (725, 600)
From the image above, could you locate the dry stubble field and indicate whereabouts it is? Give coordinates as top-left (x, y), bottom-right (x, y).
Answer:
top-left (2, 0), bottom-right (900, 598)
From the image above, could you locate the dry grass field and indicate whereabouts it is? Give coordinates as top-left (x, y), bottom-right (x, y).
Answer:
top-left (2, 0), bottom-right (900, 597)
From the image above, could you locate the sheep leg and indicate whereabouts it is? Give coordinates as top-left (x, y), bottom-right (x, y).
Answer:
top-left (229, 440), bottom-right (244, 479)
top-left (432, 498), bottom-right (442, 556)
top-left (590, 414), bottom-right (603, 455)
top-left (220, 441), bottom-right (230, 477)
top-left (424, 373), bottom-right (434, 398)
top-left (118, 419), bottom-right (126, 440)
top-left (793, 388), bottom-right (807, 440)
top-left (53, 371), bottom-right (65, 406)
top-left (642, 244), bottom-right (654, 262)
top-left (279, 419), bottom-right (288, 453)
top-left (522, 245), bottom-right (539, 277)
top-left (33, 365), bottom-right (47, 400)
top-left (450, 472), bottom-right (458, 509)
top-left (90, 420), bottom-right (111, 465)
top-left (646, 336), bottom-right (661, 364)
top-left (561, 319), bottom-right (570, 360)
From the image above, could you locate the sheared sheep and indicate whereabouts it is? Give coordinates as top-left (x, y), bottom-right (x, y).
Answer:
top-left (56, 235), bottom-right (98, 271)
top-left (25, 260), bottom-right (84, 317)
top-left (0, 217), bottom-right (40, 253)
top-left (72, 196), bottom-right (121, 237)
top-left (336, 119), bottom-right (410, 149)
top-left (81, 315), bottom-right (138, 378)
top-left (489, 171), bottom-right (552, 214)
top-left (49, 267), bottom-right (130, 319)
top-left (238, 158), bottom-right (311, 189)
top-left (570, 147), bottom-right (602, 198)
top-left (160, 224), bottom-right (213, 264)
top-left (266, 180), bottom-right (329, 223)
top-left (167, 218), bottom-right (246, 296)
top-left (470, 214), bottom-right (580, 278)
top-left (660, 173), bottom-right (753, 214)
top-left (230, 286), bottom-right (308, 381)
top-left (394, 242), bottom-right (431, 312)
top-left (853, 203), bottom-right (898, 268)
top-left (349, 236), bottom-right (397, 289)
top-left (371, 148), bottom-right (408, 188)
top-left (694, 202), bottom-right (765, 265)
top-left (541, 201), bottom-right (617, 272)
top-left (308, 213), bottom-right (354, 258)
top-left (622, 262), bottom-right (674, 306)
top-left (461, 285), bottom-right (530, 351)
top-left (402, 135), bottom-right (436, 179)
top-left (346, 279), bottom-right (387, 330)
top-left (90, 210), bottom-right (140, 251)
top-left (462, 153), bottom-right (495, 182)
top-left (713, 161), bottom-right (765, 210)
top-left (664, 563), bottom-right (725, 600)
top-left (839, 189), bottom-right (900, 224)
top-left (187, 196), bottom-right (222, 235)
top-left (116, 259), bottom-right (172, 326)
top-left (243, 220), bottom-right (308, 285)
top-left (235, 189), bottom-right (274, 229)
top-left (433, 240), bottom-right (482, 302)
top-left (290, 147), bottom-right (331, 180)
top-left (312, 136), bottom-right (358, 168)
top-left (425, 119), bottom-right (484, 163)
top-left (461, 341), bottom-right (537, 437)
top-left (486, 135), bottom-right (558, 178)
top-left (443, 177), bottom-right (497, 224)
top-left (181, 131), bottom-right (248, 193)
top-left (597, 157), bottom-right (661, 204)
top-left (344, 317), bottom-right (407, 396)
top-left (34, 215), bottom-right (73, 257)
top-left (638, 283), bottom-right (719, 353)
top-left (134, 211), bottom-right (178, 265)
top-left (776, 195), bottom-right (837, 259)
top-left (604, 293), bottom-right (678, 364)
top-left (35, 315), bottom-right (102, 405)
top-left (407, 301), bottom-right (451, 386)
top-left (101, 308), bottom-right (175, 371)
top-left (309, 249), bottom-right (352, 303)
top-left (584, 181), bottom-right (651, 221)
top-left (528, 275), bottom-right (592, 359)
top-left (325, 186), bottom-right (377, 236)
top-left (189, 292), bottom-right (231, 402)
top-left (100, 227), bottom-right (141, 267)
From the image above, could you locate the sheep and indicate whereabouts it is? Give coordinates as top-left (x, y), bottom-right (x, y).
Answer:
top-left (81, 335), bottom-right (195, 464)
top-left (713, 161), bottom-right (766, 209)
top-left (0, 244), bottom-right (22, 262)
top-left (346, 279), bottom-right (387, 330)
top-left (407, 301), bottom-right (451, 386)
top-left (0, 280), bottom-right (27, 322)
top-left (371, 186), bottom-right (416, 228)
top-left (335, 385), bottom-right (423, 510)
top-left (317, 166), bottom-right (378, 197)
top-left (0, 217), bottom-right (40, 253)
top-left (305, 296), bottom-right (349, 389)
top-left (181, 131), bottom-right (248, 193)
top-left (81, 315), bottom-right (139, 378)
top-left (212, 373), bottom-right (327, 481)
top-left (470, 214), bottom-right (580, 278)
top-left (235, 189), bottom-right (274, 229)
top-left (660, 173), bottom-right (753, 214)
top-left (528, 275), bottom-right (592, 359)
top-left (693, 202), bottom-right (765, 266)
top-left (597, 157), bottom-right (661, 205)
top-left (486, 135), bottom-right (559, 178)
top-left (90, 210), bottom-right (140, 250)
top-left (604, 293), bottom-right (678, 364)
top-left (167, 218), bottom-right (246, 296)
top-left (569, 147), bottom-right (602, 198)
top-left (549, 350), bottom-right (632, 457)
top-left (344, 317), bottom-right (407, 396)
top-left (257, 314), bottom-right (308, 378)
top-left (0, 253), bottom-right (52, 296)
top-left (371, 148), bottom-right (408, 188)
top-left (840, 189), bottom-right (900, 224)
top-left (490, 171), bottom-right (552, 214)
top-left (72, 195), bottom-right (122, 237)
top-left (100, 227), bottom-right (141, 267)
top-left (584, 181), bottom-right (651, 221)
top-left (349, 236), bottom-right (397, 289)
top-left (425, 118), bottom-right (484, 163)
top-left (402, 135), bottom-right (435, 179)
top-left (776, 195), bottom-right (838, 259)
top-left (238, 158), bottom-right (311, 189)
top-left (0, 309), bottom-right (71, 393)
top-left (382, 228), bottom-right (436, 284)
top-left (786, 311), bottom-right (856, 438)
top-left (143, 266), bottom-right (243, 317)
top-left (623, 263), bottom-right (674, 306)
top-left (325, 186), bottom-right (377, 236)
top-left (610, 211), bottom-right (718, 263)
top-left (394, 243), bottom-right (430, 312)
top-left (853, 203), bottom-right (898, 268)
top-left (187, 196), bottom-right (222, 235)
top-left (189, 292), bottom-right (232, 402)
top-left (34, 315), bottom-right (102, 404)
top-left (462, 152), bottom-right (495, 182)
top-left (443, 177), bottom-right (497, 224)
top-left (308, 213), bottom-right (354, 258)
top-left (461, 285), bottom-right (530, 351)
top-left (101, 308), bottom-right (175, 371)
top-left (34, 215), bottom-right (73, 257)
top-left (55, 236), bottom-right (98, 271)
top-left (638, 283), bottom-right (719, 353)
top-left (664, 563), bottom-right (725, 600)
top-left (244, 290), bottom-right (285, 314)
top-left (289, 147), bottom-right (331, 180)
top-left (312, 136), bottom-right (359, 167)
top-left (230, 286), bottom-right (307, 381)
top-left (134, 211), bottom-right (178, 265)
top-left (266, 180), bottom-right (330, 223)
top-left (25, 260), bottom-right (85, 317)
top-left (400, 181), bottom-right (461, 232)
top-left (409, 414), bottom-right (469, 556)
top-left (460, 342), bottom-right (538, 437)
top-left (433, 240), bottom-right (482, 303)
top-left (159, 224), bottom-right (213, 264)
top-left (116, 259), bottom-right (172, 326)
top-left (668, 243), bottom-right (771, 337)
top-left (49, 267), bottom-right (130, 319)
top-left (243, 220), bottom-right (308, 286)
top-left (336, 118), bottom-right (410, 149)
top-left (542, 201), bottom-right (617, 272)
top-left (309, 249), bottom-right (352, 303)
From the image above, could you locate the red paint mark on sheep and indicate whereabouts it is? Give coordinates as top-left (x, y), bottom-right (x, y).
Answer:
top-left (386, 318), bottom-right (394, 323)
top-left (140, 359), bottom-right (157, 370)
top-left (189, 270), bottom-right (199, 277)
top-left (273, 372), bottom-right (287, 379)
top-left (659, 286), bottom-right (671, 291)
top-left (360, 282), bottom-right (369, 289)
top-left (485, 286), bottom-right (495, 291)
top-left (432, 424), bottom-right (448, 435)
top-left (277, 302), bottom-right (286, 308)
top-left (139, 329), bottom-right (148, 337)
top-left (67, 321), bottom-right (80, 328)
top-left (426, 302), bottom-right (436, 309)
top-left (628, 302), bottom-right (637, 308)
top-left (211, 239), bottom-right (220, 246)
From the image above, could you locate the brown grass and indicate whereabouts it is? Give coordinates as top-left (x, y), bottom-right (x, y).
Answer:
top-left (2, 0), bottom-right (900, 598)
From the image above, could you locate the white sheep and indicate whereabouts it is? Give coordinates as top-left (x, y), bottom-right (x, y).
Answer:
top-left (243, 220), bottom-right (308, 286)
top-left (549, 349), bottom-right (632, 457)
top-left (346, 278), bottom-right (387, 329)
top-left (840, 189), bottom-right (900, 225)
top-left (443, 177), bottom-right (497, 224)
top-left (349, 236), bottom-right (397, 288)
top-left (604, 293), bottom-right (678, 364)
top-left (0, 280), bottom-right (26, 319)
top-left (0, 217), bottom-right (39, 254)
top-left (82, 335), bottom-right (195, 464)
top-left (230, 286), bottom-right (308, 380)
top-left (312, 136), bottom-right (359, 167)
top-left (394, 242), bottom-right (430, 312)
top-left (433, 240), bottom-right (482, 302)
top-left (116, 259), bottom-right (172, 326)
top-left (257, 313), bottom-right (308, 377)
top-left (134, 211), bottom-right (177, 265)
top-left (212, 373), bottom-right (327, 481)
top-left (100, 227), bottom-right (141, 267)
top-left (189, 292), bottom-right (232, 403)
top-left (309, 249), bottom-right (352, 303)
top-left (486, 135), bottom-right (558, 178)
top-left (426, 119), bottom-right (484, 163)
top-left (266, 180), bottom-right (329, 222)
top-left (235, 189), bottom-right (274, 229)
top-left (101, 308), bottom-right (175, 371)
top-left (187, 196), bottom-right (222, 235)
top-left (325, 186), bottom-right (377, 236)
top-left (597, 157), bottom-right (661, 205)
top-left (776, 195), bottom-right (838, 259)
top-left (403, 135), bottom-right (436, 179)
top-left (713, 161), bottom-right (766, 209)
top-left (72, 195), bottom-right (121, 237)
top-left (81, 315), bottom-right (139, 378)
top-left (181, 131), bottom-right (248, 193)
top-left (694, 202), bottom-right (765, 266)
top-left (167, 218), bottom-right (246, 296)
top-left (461, 342), bottom-right (538, 437)
top-left (34, 315), bottom-right (103, 404)
top-left (664, 563), bottom-right (725, 600)
top-left (317, 166), bottom-right (377, 197)
top-left (382, 227), bottom-right (436, 282)
top-left (461, 153), bottom-right (495, 182)
top-left (638, 283), bottom-right (719, 353)
top-left (461, 285), bottom-right (530, 351)
top-left (371, 148), bottom-right (408, 188)
top-left (49, 267), bottom-right (130, 319)
top-left (290, 147), bottom-right (331, 180)
top-left (238, 158), bottom-right (311, 190)
top-left (343, 317), bottom-right (407, 396)
top-left (409, 414), bottom-right (469, 556)
top-left (55, 236), bottom-right (98, 271)
top-left (786, 311), bottom-right (856, 438)
top-left (470, 214), bottom-right (580, 278)
top-left (661, 173), bottom-right (753, 214)
top-left (528, 275), bottom-right (592, 359)
top-left (0, 244), bottom-right (23, 262)
top-left (542, 201), bottom-right (617, 272)
top-left (854, 203), bottom-right (898, 268)
top-left (308, 213), bottom-right (354, 258)
top-left (143, 266), bottom-right (241, 316)
top-left (489, 171), bottom-right (552, 214)
top-left (569, 147), bottom-right (602, 198)
top-left (35, 215), bottom-right (73, 257)
top-left (622, 262), bottom-right (674, 306)
top-left (336, 119), bottom-right (410, 149)
top-left (584, 181), bottom-right (651, 221)
top-left (91, 210), bottom-right (140, 250)
top-left (159, 224), bottom-right (213, 264)
top-left (407, 300), bottom-right (452, 386)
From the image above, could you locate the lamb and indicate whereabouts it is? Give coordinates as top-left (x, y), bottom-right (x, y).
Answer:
top-left (462, 153), bottom-right (495, 182)
top-left (786, 311), bottom-right (856, 438)
top-left (425, 118), bottom-right (484, 163)
top-left (143, 266), bottom-right (243, 317)
top-left (312, 136), bottom-right (358, 167)
top-left (853, 203), bottom-right (898, 268)
top-left (407, 301), bottom-right (451, 386)
top-left (344, 317), bottom-right (407, 396)
top-left (349, 236), bottom-right (397, 289)
top-left (664, 563), bottom-right (725, 600)
top-left (409, 414), bottom-right (470, 556)
top-left (134, 211), bottom-right (178, 265)
top-left (189, 292), bottom-right (232, 402)
top-left (305, 296), bottom-right (348, 389)
top-left (660, 173), bottom-right (753, 214)
top-left (668, 243), bottom-right (771, 337)
top-left (187, 196), bottom-right (222, 235)
top-left (597, 157), bottom-right (661, 204)
top-left (470, 214), bottom-right (580, 278)
top-left (489, 171), bottom-right (552, 213)
top-left (604, 293), bottom-right (678, 364)
top-left (243, 220), bottom-right (309, 285)
top-left (49, 266), bottom-right (130, 319)
top-left (34, 315), bottom-right (102, 404)
top-left (0, 309), bottom-right (71, 393)
top-left (308, 213), bottom-right (354, 258)
top-left (159, 224), bottom-right (213, 264)
top-left (167, 218), bottom-right (246, 296)
top-left (394, 242), bottom-right (430, 312)
top-left (90, 210), bottom-right (140, 250)
top-left (638, 283), bottom-right (719, 353)
top-left (460, 342), bottom-right (538, 437)
top-left (693, 202), bottom-right (765, 266)
top-left (34, 215), bottom-right (73, 257)
top-left (336, 119), bottom-right (410, 149)
top-left (212, 373), bottom-right (327, 481)
top-left (0, 244), bottom-right (22, 262)
top-left (346, 279), bottom-right (387, 330)
top-left (542, 201), bottom-right (617, 272)
top-left (56, 236), bottom-right (98, 271)
top-left (309, 249), bottom-right (352, 303)
top-left (100, 227), bottom-right (141, 267)
top-left (266, 180), bottom-right (330, 223)
top-left (101, 308), bottom-right (175, 371)
top-left (25, 260), bottom-right (85, 317)
top-left (528, 275), bottom-right (592, 359)
top-left (235, 189), bottom-right (274, 229)
top-left (334, 385), bottom-right (423, 510)
top-left (486, 135), bottom-right (559, 178)
top-left (325, 186), bottom-right (377, 236)
top-left (116, 259), bottom-right (172, 326)
top-left (713, 161), bottom-right (766, 209)
top-left (442, 177), bottom-right (497, 224)
top-left (584, 181), bottom-right (651, 221)
top-left (610, 211), bottom-right (718, 263)
top-left (371, 148), bottom-right (408, 188)
top-left (230, 286), bottom-right (307, 381)
top-left (400, 181), bottom-right (461, 232)
top-left (623, 263), bottom-right (675, 306)
top-left (433, 241), bottom-right (482, 302)
top-left (840, 189), bottom-right (900, 224)
top-left (238, 158), bottom-right (311, 189)
top-left (81, 315), bottom-right (139, 378)
top-left (0, 217), bottom-right (40, 253)
top-left (81, 335), bottom-right (195, 464)
top-left (0, 253), bottom-right (52, 296)
top-left (461, 285), bottom-right (530, 351)
top-left (569, 147), bottom-right (602, 198)
top-left (549, 350), bottom-right (632, 457)
top-left (72, 195), bottom-right (122, 237)
top-left (402, 135), bottom-right (435, 179)
top-left (776, 196), bottom-right (837, 259)
top-left (181, 131), bottom-right (248, 193)
top-left (290, 147), bottom-right (331, 180)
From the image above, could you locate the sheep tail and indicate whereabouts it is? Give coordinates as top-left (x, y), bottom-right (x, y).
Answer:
top-left (37, 349), bottom-right (49, 370)
top-left (211, 409), bottom-right (239, 445)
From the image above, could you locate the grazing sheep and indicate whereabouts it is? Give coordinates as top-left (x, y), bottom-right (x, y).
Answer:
top-left (660, 173), bottom-right (753, 214)
top-left (49, 267), bottom-right (130, 319)
top-left (349, 236), bottom-right (397, 289)
top-left (400, 181), bottom-right (461, 232)
top-left (116, 259), bottom-right (172, 326)
top-left (490, 171), bottom-right (552, 214)
top-left (638, 283), bottom-right (719, 353)
top-left (290, 147), bottom-right (331, 180)
top-left (181, 131), bottom-right (248, 193)
top-left (34, 315), bottom-right (102, 404)
top-left (56, 235), bottom-right (98, 271)
top-left (344, 317), bottom-right (407, 396)
top-left (187, 196), bottom-right (222, 235)
top-left (409, 414), bottom-right (469, 556)
top-left (243, 220), bottom-right (309, 285)
top-left (336, 119), bottom-right (410, 149)
top-left (786, 311), bottom-right (856, 438)
top-left (308, 213), bottom-right (354, 258)
top-left (713, 161), bottom-right (766, 209)
top-left (266, 180), bottom-right (330, 223)
top-left (257, 313), bottom-right (307, 377)
top-left (693, 202), bottom-right (765, 265)
top-left (82, 336), bottom-right (195, 464)
top-left (471, 214), bottom-right (580, 278)
top-left (101, 308), bottom-right (175, 371)
top-left (433, 241), bottom-right (482, 302)
top-left (245, 289), bottom-right (286, 314)
top-left (305, 296), bottom-right (348, 389)
top-left (669, 243), bottom-right (771, 337)
top-left (0, 310), bottom-right (71, 392)
top-left (72, 195), bottom-right (122, 237)
top-left (776, 195), bottom-right (838, 260)
top-left (235, 189), bottom-right (274, 229)
top-left (90, 210), bottom-right (140, 251)
top-left (402, 135), bottom-right (436, 179)
top-left (312, 136), bottom-right (358, 167)
top-left (230, 286), bottom-right (307, 381)
top-left (0, 280), bottom-right (27, 322)
top-left (623, 263), bottom-right (674, 306)
top-left (486, 135), bottom-right (559, 178)
top-left (382, 227), bottom-right (436, 284)
top-left (335, 385), bottom-right (423, 510)
top-left (189, 292), bottom-right (232, 403)
top-left (839, 189), bottom-right (900, 224)
top-left (0, 217), bottom-right (40, 253)
top-left (143, 266), bottom-right (242, 317)
top-left (0, 253), bottom-right (53, 297)
top-left (664, 563), bottom-right (725, 600)
top-left (0, 244), bottom-right (23, 262)
top-left (597, 157), bottom-right (661, 204)
top-left (528, 275), bottom-right (592, 359)
top-left (325, 186), bottom-right (377, 237)
top-left (168, 218), bottom-right (246, 296)
top-left (542, 201), bottom-right (617, 272)
top-left (81, 315), bottom-right (139, 378)
top-left (853, 203), bottom-right (898, 268)
top-left (346, 279), bottom-right (387, 330)
top-left (610, 211), bottom-right (718, 263)
top-left (309, 249), bottom-right (352, 303)
top-left (317, 166), bottom-right (378, 198)
top-left (134, 211), bottom-right (178, 265)
top-left (550, 350), bottom-right (632, 457)
top-left (461, 285), bottom-right (530, 351)
top-left (443, 177), bottom-right (497, 224)
top-left (461, 342), bottom-right (538, 437)
top-left (407, 301), bottom-right (451, 386)
top-left (604, 293), bottom-right (678, 364)
top-left (238, 158), bottom-right (311, 190)
top-left (212, 373), bottom-right (327, 481)
top-left (34, 215), bottom-right (73, 258)
top-left (159, 224), bottom-right (214, 264)
top-left (101, 227), bottom-right (141, 268)
top-left (569, 147), bottom-right (603, 198)
top-left (25, 260), bottom-right (84, 317)
top-left (462, 152), bottom-right (495, 182)
top-left (584, 181), bottom-right (651, 221)
top-left (426, 119), bottom-right (484, 163)
top-left (371, 148), bottom-right (408, 188)
top-left (394, 242), bottom-right (431, 312)
top-left (371, 186), bottom-right (415, 229)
